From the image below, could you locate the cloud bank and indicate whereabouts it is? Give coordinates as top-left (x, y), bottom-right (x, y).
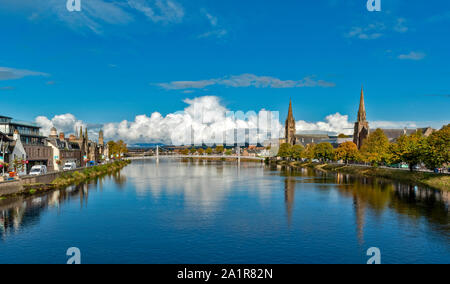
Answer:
top-left (158, 74), bottom-right (335, 90)
top-left (34, 96), bottom-right (439, 145)
top-left (398, 51), bottom-right (426, 61)
top-left (0, 67), bottom-right (49, 81)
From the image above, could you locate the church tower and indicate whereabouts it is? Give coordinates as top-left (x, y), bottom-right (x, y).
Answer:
top-left (285, 100), bottom-right (296, 145)
top-left (353, 87), bottom-right (370, 149)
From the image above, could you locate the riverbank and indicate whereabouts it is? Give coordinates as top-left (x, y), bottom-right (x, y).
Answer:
top-left (0, 160), bottom-right (131, 199)
top-left (272, 160), bottom-right (450, 191)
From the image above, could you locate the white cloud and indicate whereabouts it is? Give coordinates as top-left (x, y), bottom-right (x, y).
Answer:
top-left (102, 96), bottom-right (283, 145)
top-left (35, 114), bottom-right (86, 136)
top-left (398, 51), bottom-right (426, 61)
top-left (296, 113), bottom-right (354, 135)
top-left (394, 18), bottom-right (408, 33)
top-left (1, 0), bottom-right (184, 34)
top-left (198, 9), bottom-right (227, 39)
top-left (345, 23), bottom-right (385, 40)
top-left (0, 67), bottom-right (49, 81)
top-left (128, 0), bottom-right (184, 24)
top-left (34, 96), bottom-right (444, 145)
top-left (346, 18), bottom-right (409, 40)
top-left (158, 74), bottom-right (335, 90)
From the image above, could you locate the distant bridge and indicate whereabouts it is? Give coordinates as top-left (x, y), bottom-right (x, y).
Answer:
top-left (128, 155), bottom-right (265, 161)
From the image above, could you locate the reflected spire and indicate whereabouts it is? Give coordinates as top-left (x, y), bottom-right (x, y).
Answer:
top-left (353, 194), bottom-right (366, 245)
top-left (284, 177), bottom-right (296, 226)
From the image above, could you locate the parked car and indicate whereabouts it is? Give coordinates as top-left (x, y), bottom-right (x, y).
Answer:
top-left (29, 165), bottom-right (47, 176)
top-left (62, 162), bottom-right (77, 171)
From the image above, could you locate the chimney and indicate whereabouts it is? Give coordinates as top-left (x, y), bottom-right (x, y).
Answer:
top-left (59, 132), bottom-right (65, 140)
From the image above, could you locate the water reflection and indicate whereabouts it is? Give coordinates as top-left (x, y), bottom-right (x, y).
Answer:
top-left (121, 159), bottom-right (268, 212)
top-left (0, 160), bottom-right (448, 249)
top-left (0, 174), bottom-right (113, 240)
top-left (277, 167), bottom-right (449, 244)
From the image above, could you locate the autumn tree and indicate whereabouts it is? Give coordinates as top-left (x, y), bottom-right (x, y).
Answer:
top-left (215, 146), bottom-right (224, 154)
top-left (335, 142), bottom-right (359, 165)
top-left (360, 129), bottom-right (390, 166)
top-left (291, 144), bottom-right (305, 161)
top-left (421, 124), bottom-right (450, 170)
top-left (108, 140), bottom-right (128, 159)
top-left (304, 144), bottom-right (315, 161)
top-left (277, 143), bottom-right (292, 160)
top-left (181, 149), bottom-right (189, 155)
top-left (190, 147), bottom-right (197, 154)
top-left (389, 132), bottom-right (425, 171)
top-left (206, 147), bottom-right (213, 155)
top-left (198, 148), bottom-right (204, 155)
top-left (314, 142), bottom-right (334, 163)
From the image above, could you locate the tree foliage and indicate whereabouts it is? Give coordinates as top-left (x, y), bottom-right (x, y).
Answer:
top-left (421, 124), bottom-right (450, 170)
top-left (108, 140), bottom-right (128, 159)
top-left (389, 132), bottom-right (425, 171)
top-left (360, 129), bottom-right (390, 166)
top-left (277, 143), bottom-right (292, 159)
top-left (335, 142), bottom-right (359, 164)
top-left (215, 146), bottom-right (224, 154)
top-left (314, 142), bottom-right (334, 162)
top-left (291, 144), bottom-right (305, 160)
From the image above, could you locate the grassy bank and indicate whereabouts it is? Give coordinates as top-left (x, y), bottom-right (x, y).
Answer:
top-left (271, 160), bottom-right (450, 191)
top-left (0, 160), bottom-right (131, 199)
top-left (51, 160), bottom-right (131, 188)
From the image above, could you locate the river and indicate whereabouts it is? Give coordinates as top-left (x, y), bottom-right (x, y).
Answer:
top-left (0, 159), bottom-right (449, 264)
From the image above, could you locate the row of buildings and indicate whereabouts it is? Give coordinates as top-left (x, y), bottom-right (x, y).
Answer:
top-left (283, 87), bottom-right (435, 148)
top-left (0, 115), bottom-right (108, 175)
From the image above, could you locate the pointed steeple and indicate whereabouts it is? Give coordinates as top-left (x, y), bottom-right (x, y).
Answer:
top-left (357, 86), bottom-right (366, 122)
top-left (285, 99), bottom-right (296, 145)
top-left (84, 128), bottom-right (88, 140)
top-left (79, 126), bottom-right (83, 139)
top-left (287, 99), bottom-right (295, 122)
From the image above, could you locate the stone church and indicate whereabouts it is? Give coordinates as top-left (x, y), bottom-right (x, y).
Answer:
top-left (353, 87), bottom-right (370, 149)
top-left (283, 87), bottom-right (435, 149)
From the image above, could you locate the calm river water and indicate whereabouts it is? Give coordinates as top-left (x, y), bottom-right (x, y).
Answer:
top-left (0, 159), bottom-right (449, 264)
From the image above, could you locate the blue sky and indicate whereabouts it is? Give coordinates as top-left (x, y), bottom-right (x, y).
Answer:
top-left (0, 0), bottom-right (449, 141)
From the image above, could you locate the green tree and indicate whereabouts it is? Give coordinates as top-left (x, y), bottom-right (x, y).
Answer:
top-left (338, 133), bottom-right (350, 138)
top-left (190, 147), bottom-right (197, 154)
top-left (421, 125), bottom-right (450, 170)
top-left (389, 132), bottom-right (425, 171)
top-left (225, 149), bottom-right (233, 156)
top-left (107, 140), bottom-right (128, 159)
top-left (314, 142), bottom-right (334, 163)
top-left (291, 144), bottom-right (304, 161)
top-left (206, 147), bottom-right (213, 155)
top-left (277, 143), bottom-right (292, 159)
top-left (360, 129), bottom-right (390, 166)
top-left (215, 146), bottom-right (224, 154)
top-left (335, 142), bottom-right (359, 165)
top-left (198, 148), bottom-right (204, 155)
top-left (304, 144), bottom-right (315, 161)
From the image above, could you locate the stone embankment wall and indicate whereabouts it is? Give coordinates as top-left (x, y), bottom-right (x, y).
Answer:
top-left (0, 168), bottom-right (80, 197)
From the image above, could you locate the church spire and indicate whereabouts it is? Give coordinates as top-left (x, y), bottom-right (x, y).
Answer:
top-left (357, 86), bottom-right (366, 122)
top-left (287, 99), bottom-right (294, 122)
top-left (285, 99), bottom-right (296, 145)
